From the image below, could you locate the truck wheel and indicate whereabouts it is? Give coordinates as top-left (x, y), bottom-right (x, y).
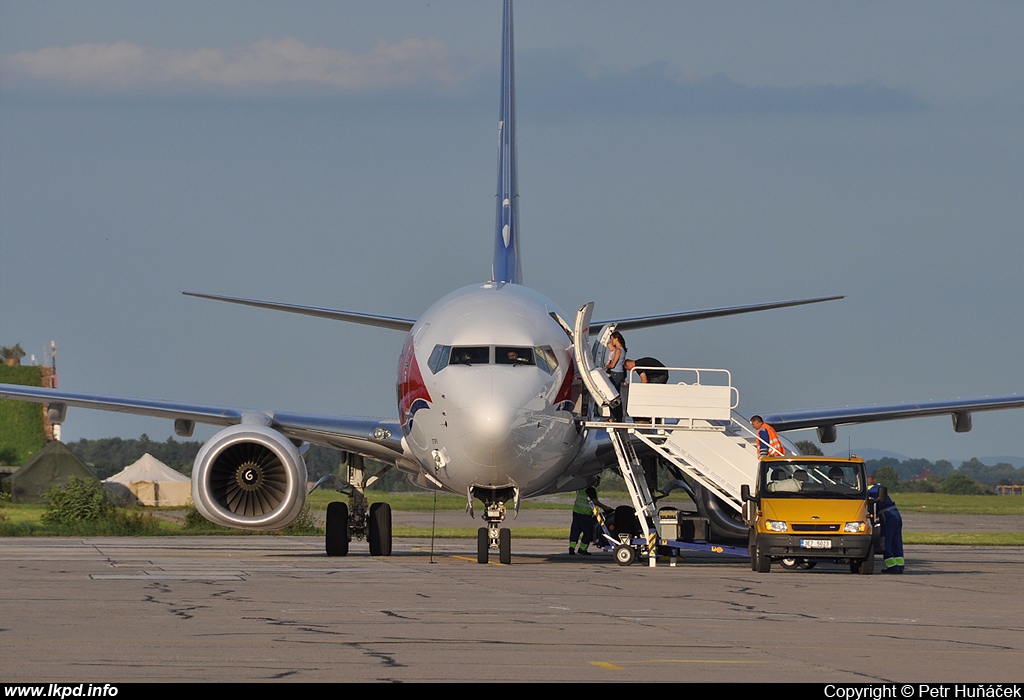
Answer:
top-left (857, 543), bottom-right (875, 575)
top-left (754, 540), bottom-right (771, 573)
top-left (851, 540), bottom-right (876, 573)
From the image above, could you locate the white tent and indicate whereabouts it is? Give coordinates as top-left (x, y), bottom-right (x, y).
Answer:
top-left (104, 453), bottom-right (191, 506)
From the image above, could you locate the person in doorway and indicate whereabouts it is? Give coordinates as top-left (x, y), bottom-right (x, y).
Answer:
top-left (605, 332), bottom-right (627, 387)
top-left (569, 484), bottom-right (609, 555)
top-left (605, 331), bottom-right (627, 421)
top-left (867, 475), bottom-right (905, 573)
top-left (750, 415), bottom-right (786, 457)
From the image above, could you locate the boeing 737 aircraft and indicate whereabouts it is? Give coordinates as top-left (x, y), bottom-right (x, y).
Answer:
top-left (2, 1), bottom-right (1022, 564)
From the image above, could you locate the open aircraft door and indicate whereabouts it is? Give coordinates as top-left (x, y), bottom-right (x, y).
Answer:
top-left (573, 303), bottom-right (620, 418)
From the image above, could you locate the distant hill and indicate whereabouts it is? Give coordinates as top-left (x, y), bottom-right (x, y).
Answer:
top-left (829, 448), bottom-right (1023, 470)
top-left (979, 456), bottom-right (1024, 469)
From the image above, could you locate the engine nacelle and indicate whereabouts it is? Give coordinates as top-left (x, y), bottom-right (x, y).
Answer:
top-left (192, 424), bottom-right (307, 530)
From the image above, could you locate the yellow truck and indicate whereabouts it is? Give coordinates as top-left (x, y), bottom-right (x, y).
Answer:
top-left (741, 455), bottom-right (882, 574)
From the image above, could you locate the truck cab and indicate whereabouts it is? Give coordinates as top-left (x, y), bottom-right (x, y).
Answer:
top-left (741, 456), bottom-right (880, 574)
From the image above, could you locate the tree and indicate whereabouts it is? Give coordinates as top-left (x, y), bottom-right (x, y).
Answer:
top-left (873, 466), bottom-right (900, 491)
top-left (941, 473), bottom-right (987, 495)
top-left (1, 343), bottom-right (26, 367)
top-left (794, 440), bottom-right (823, 456)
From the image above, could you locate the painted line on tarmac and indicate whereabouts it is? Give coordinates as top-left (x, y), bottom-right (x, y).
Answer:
top-left (590, 659), bottom-right (768, 670)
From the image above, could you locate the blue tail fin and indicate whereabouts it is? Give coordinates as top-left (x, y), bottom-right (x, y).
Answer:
top-left (492, 0), bottom-right (522, 284)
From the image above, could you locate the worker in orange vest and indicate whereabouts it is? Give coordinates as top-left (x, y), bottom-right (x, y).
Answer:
top-left (750, 415), bottom-right (786, 457)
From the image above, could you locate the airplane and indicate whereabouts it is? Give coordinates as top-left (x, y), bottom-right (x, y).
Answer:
top-left (2, 0), bottom-right (1022, 564)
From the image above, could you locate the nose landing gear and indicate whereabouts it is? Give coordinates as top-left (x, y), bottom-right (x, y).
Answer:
top-left (471, 486), bottom-right (517, 564)
top-left (477, 525), bottom-right (512, 564)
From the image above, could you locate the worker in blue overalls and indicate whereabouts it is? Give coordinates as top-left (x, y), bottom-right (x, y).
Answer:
top-left (868, 475), bottom-right (905, 573)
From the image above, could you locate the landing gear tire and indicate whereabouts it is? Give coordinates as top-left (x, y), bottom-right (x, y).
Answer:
top-left (368, 502), bottom-right (392, 556)
top-left (477, 527), bottom-right (489, 564)
top-left (325, 501), bottom-right (349, 557)
top-left (614, 544), bottom-right (636, 566)
top-left (499, 528), bottom-right (511, 565)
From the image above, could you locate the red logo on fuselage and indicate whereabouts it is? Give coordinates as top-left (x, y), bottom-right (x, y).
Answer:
top-left (397, 334), bottom-right (431, 432)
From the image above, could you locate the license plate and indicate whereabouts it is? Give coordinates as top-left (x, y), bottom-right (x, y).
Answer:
top-left (800, 539), bottom-right (832, 549)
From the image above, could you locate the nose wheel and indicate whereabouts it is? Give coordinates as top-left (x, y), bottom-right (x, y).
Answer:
top-left (477, 526), bottom-right (512, 564)
top-left (470, 486), bottom-right (517, 564)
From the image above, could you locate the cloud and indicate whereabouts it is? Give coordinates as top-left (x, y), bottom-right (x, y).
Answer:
top-left (1, 38), bottom-right (479, 96)
top-left (2, 40), bottom-right (926, 117)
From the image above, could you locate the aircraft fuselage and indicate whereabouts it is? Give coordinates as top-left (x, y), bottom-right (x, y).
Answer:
top-left (397, 282), bottom-right (584, 498)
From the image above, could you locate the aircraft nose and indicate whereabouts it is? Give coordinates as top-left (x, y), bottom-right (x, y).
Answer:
top-left (470, 400), bottom-right (517, 442)
top-left (449, 392), bottom-right (536, 472)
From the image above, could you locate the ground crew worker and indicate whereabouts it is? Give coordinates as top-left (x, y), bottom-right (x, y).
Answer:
top-left (867, 475), bottom-right (905, 573)
top-left (750, 415), bottom-right (786, 457)
top-left (569, 483), bottom-right (609, 555)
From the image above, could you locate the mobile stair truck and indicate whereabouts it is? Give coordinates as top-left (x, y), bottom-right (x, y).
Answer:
top-left (571, 303), bottom-right (883, 571)
top-left (572, 303), bottom-right (753, 567)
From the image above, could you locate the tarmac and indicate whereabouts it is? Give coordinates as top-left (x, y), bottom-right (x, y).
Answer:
top-left (2, 528), bottom-right (1023, 683)
top-left (380, 501), bottom-right (1024, 533)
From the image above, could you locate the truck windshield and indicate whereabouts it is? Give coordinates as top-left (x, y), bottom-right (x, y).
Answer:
top-left (761, 461), bottom-right (864, 498)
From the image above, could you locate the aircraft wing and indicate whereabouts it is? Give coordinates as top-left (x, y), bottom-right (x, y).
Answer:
top-left (183, 292), bottom-right (416, 332)
top-left (0, 383), bottom-right (406, 465)
top-left (762, 394), bottom-right (1024, 443)
top-left (594, 295), bottom-right (844, 333)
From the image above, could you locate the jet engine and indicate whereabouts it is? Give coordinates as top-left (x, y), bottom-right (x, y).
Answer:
top-left (191, 424), bottom-right (308, 530)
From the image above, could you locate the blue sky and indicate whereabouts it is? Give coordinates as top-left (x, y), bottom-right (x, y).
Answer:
top-left (2, 1), bottom-right (1021, 463)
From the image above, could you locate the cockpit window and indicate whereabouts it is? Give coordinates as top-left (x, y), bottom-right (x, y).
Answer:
top-left (427, 345), bottom-right (451, 374)
top-left (450, 346), bottom-right (490, 365)
top-left (534, 345), bottom-right (558, 374)
top-left (496, 346), bottom-right (534, 366)
top-left (429, 344), bottom-right (557, 373)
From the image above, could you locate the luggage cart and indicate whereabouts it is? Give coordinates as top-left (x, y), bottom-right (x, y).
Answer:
top-left (590, 499), bottom-right (748, 566)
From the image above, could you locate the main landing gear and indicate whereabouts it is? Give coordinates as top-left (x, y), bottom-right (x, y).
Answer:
top-left (319, 455), bottom-right (393, 557)
top-left (472, 486), bottom-right (517, 564)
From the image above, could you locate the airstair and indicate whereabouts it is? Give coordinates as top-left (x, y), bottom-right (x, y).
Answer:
top-left (585, 369), bottom-right (763, 554)
top-left (571, 303), bottom-right (767, 566)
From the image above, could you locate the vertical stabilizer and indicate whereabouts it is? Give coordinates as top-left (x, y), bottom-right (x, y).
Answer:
top-left (492, 0), bottom-right (522, 284)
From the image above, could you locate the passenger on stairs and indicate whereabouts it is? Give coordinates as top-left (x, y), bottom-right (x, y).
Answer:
top-left (624, 357), bottom-right (668, 384)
